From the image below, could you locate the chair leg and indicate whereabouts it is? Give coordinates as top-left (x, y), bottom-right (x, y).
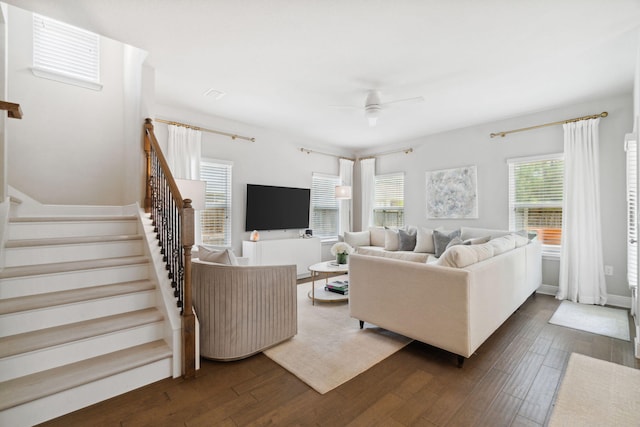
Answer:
top-left (359, 320), bottom-right (364, 329)
top-left (457, 355), bottom-right (465, 368)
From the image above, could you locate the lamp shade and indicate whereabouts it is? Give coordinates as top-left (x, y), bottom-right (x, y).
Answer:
top-left (335, 185), bottom-right (352, 200)
top-left (175, 178), bottom-right (206, 211)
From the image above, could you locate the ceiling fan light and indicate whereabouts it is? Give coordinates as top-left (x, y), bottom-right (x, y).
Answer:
top-left (365, 107), bottom-right (380, 127)
top-left (368, 116), bottom-right (378, 126)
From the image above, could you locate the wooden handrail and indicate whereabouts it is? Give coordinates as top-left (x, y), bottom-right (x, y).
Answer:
top-left (143, 118), bottom-right (196, 379)
top-left (0, 101), bottom-right (23, 119)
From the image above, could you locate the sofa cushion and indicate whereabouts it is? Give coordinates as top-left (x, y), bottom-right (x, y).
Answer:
top-left (344, 231), bottom-right (370, 248)
top-left (436, 242), bottom-right (495, 268)
top-left (369, 227), bottom-right (386, 247)
top-left (507, 233), bottom-right (530, 248)
top-left (357, 246), bottom-right (429, 263)
top-left (433, 229), bottom-right (461, 258)
top-left (414, 227), bottom-right (436, 253)
top-left (488, 236), bottom-right (517, 255)
top-left (198, 246), bottom-right (239, 265)
top-left (384, 228), bottom-right (400, 251)
top-left (398, 228), bottom-right (417, 251)
top-left (460, 227), bottom-right (510, 241)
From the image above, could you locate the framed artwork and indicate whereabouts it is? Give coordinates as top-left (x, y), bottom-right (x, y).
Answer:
top-left (426, 165), bottom-right (478, 219)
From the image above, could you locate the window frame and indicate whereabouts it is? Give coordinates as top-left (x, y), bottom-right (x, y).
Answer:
top-left (32, 13), bottom-right (102, 90)
top-left (200, 158), bottom-right (233, 248)
top-left (311, 173), bottom-right (340, 240)
top-left (373, 172), bottom-right (405, 228)
top-left (508, 153), bottom-right (564, 258)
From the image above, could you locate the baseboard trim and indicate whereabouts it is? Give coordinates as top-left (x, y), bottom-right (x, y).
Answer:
top-left (536, 284), bottom-right (632, 309)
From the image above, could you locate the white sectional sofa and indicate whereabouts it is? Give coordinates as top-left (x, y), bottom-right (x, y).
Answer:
top-left (347, 227), bottom-right (542, 366)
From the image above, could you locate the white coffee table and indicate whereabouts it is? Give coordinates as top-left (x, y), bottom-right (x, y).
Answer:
top-left (308, 261), bottom-right (349, 305)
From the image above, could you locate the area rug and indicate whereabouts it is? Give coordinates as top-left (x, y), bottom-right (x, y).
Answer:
top-left (263, 277), bottom-right (412, 394)
top-left (548, 353), bottom-right (640, 426)
top-left (548, 300), bottom-right (630, 341)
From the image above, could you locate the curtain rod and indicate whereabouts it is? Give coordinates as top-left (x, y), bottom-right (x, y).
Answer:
top-left (359, 147), bottom-right (413, 160)
top-left (490, 112), bottom-right (608, 138)
top-left (154, 118), bottom-right (255, 142)
top-left (299, 147), bottom-right (355, 161)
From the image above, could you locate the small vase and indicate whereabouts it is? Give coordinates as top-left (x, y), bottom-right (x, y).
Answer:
top-left (336, 253), bottom-right (348, 265)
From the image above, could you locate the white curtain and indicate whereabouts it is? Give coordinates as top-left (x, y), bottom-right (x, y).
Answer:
top-left (338, 158), bottom-right (354, 236)
top-left (360, 158), bottom-right (376, 230)
top-left (167, 124), bottom-right (201, 180)
top-left (558, 118), bottom-right (607, 305)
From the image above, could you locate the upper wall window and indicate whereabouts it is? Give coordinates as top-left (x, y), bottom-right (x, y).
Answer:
top-left (508, 153), bottom-right (564, 257)
top-left (200, 159), bottom-right (233, 247)
top-left (374, 172), bottom-right (405, 228)
top-left (32, 14), bottom-right (102, 90)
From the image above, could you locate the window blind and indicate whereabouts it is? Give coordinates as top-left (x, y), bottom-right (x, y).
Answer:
top-left (311, 173), bottom-right (339, 238)
top-left (508, 154), bottom-right (563, 256)
top-left (626, 134), bottom-right (638, 289)
top-left (200, 160), bottom-right (232, 246)
top-left (374, 172), bottom-right (405, 227)
top-left (33, 14), bottom-right (100, 86)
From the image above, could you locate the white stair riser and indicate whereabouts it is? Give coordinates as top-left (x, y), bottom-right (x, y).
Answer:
top-left (0, 292), bottom-right (157, 337)
top-left (0, 358), bottom-right (172, 427)
top-left (0, 264), bottom-right (149, 298)
top-left (8, 221), bottom-right (139, 240)
top-left (0, 322), bottom-right (165, 382)
top-left (5, 241), bottom-right (144, 267)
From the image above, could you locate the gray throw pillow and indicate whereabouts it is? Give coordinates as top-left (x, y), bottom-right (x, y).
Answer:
top-left (398, 228), bottom-right (417, 251)
top-left (433, 229), bottom-right (461, 258)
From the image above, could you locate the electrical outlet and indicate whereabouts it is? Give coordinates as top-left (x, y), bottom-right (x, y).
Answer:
top-left (604, 265), bottom-right (614, 276)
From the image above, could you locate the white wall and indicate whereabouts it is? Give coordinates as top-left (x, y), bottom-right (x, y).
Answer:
top-left (152, 104), bottom-right (350, 258)
top-left (360, 93), bottom-right (633, 299)
top-left (6, 5), bottom-right (144, 206)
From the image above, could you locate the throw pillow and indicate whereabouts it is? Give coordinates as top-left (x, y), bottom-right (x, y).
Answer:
top-left (436, 242), bottom-right (495, 268)
top-left (508, 232), bottom-right (530, 247)
top-left (369, 227), bottom-right (386, 247)
top-left (414, 227), bottom-right (436, 253)
top-left (398, 228), bottom-right (417, 251)
top-left (463, 236), bottom-right (491, 245)
top-left (446, 236), bottom-right (464, 250)
top-left (384, 228), bottom-right (400, 251)
top-left (197, 246), bottom-right (239, 265)
top-left (344, 231), bottom-right (370, 248)
top-left (433, 229), bottom-right (461, 258)
top-left (488, 236), bottom-right (516, 255)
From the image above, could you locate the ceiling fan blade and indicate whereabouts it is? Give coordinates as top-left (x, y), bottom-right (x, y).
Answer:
top-left (329, 105), bottom-right (363, 110)
top-left (380, 96), bottom-right (425, 108)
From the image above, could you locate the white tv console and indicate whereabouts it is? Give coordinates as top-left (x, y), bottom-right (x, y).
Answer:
top-left (242, 237), bottom-right (321, 278)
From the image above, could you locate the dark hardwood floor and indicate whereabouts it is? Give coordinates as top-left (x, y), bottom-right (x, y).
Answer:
top-left (40, 293), bottom-right (638, 427)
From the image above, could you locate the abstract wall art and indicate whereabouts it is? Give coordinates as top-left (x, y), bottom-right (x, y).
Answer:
top-left (426, 165), bottom-right (478, 219)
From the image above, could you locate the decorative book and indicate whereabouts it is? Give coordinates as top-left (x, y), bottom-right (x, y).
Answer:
top-left (325, 280), bottom-right (349, 295)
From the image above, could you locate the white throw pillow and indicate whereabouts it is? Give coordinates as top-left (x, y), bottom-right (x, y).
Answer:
top-left (198, 246), bottom-right (239, 265)
top-left (414, 227), bottom-right (436, 253)
top-left (384, 228), bottom-right (400, 251)
top-left (344, 231), bottom-right (370, 248)
top-left (436, 243), bottom-right (495, 268)
top-left (488, 236), bottom-right (516, 255)
top-left (369, 227), bottom-right (386, 247)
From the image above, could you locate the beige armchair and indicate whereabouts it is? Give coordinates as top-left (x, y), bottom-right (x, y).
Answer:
top-left (192, 260), bottom-right (297, 361)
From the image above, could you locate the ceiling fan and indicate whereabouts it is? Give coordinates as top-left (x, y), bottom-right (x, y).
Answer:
top-left (332, 90), bottom-right (425, 127)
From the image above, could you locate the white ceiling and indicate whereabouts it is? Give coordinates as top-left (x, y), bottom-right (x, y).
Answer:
top-left (7, 0), bottom-right (640, 152)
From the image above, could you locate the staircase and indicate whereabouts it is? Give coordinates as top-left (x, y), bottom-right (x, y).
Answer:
top-left (0, 209), bottom-right (175, 426)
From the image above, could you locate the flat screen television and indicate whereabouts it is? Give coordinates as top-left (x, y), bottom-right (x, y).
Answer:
top-left (245, 184), bottom-right (311, 231)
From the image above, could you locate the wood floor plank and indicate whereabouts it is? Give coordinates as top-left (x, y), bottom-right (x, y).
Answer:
top-left (37, 295), bottom-right (638, 427)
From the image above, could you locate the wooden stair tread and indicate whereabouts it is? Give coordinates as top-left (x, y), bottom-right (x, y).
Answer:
top-left (0, 255), bottom-right (149, 279)
top-left (0, 340), bottom-right (172, 411)
top-left (9, 215), bottom-right (137, 223)
top-left (0, 308), bottom-right (164, 358)
top-left (5, 234), bottom-right (143, 248)
top-left (0, 280), bottom-right (156, 315)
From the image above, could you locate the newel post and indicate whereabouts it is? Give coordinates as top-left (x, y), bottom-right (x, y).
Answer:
top-left (182, 199), bottom-right (197, 379)
top-left (143, 118), bottom-right (153, 214)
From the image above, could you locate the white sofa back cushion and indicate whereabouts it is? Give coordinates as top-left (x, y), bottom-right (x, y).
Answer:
top-left (460, 227), bottom-right (510, 241)
top-left (436, 243), bottom-right (495, 268)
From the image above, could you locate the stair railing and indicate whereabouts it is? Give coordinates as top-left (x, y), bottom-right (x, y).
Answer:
top-left (143, 118), bottom-right (196, 379)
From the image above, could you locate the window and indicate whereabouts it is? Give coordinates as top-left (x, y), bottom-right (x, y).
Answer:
top-left (311, 173), bottom-right (339, 238)
top-left (200, 160), bottom-right (232, 247)
top-left (374, 172), bottom-right (405, 227)
top-left (32, 14), bottom-right (102, 90)
top-left (508, 154), bottom-right (564, 257)
top-left (626, 133), bottom-right (638, 290)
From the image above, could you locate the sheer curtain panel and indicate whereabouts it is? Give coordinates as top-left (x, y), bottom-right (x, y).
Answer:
top-left (558, 118), bottom-right (607, 305)
top-left (167, 124), bottom-right (202, 179)
top-left (360, 158), bottom-right (376, 229)
top-left (339, 158), bottom-right (354, 236)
